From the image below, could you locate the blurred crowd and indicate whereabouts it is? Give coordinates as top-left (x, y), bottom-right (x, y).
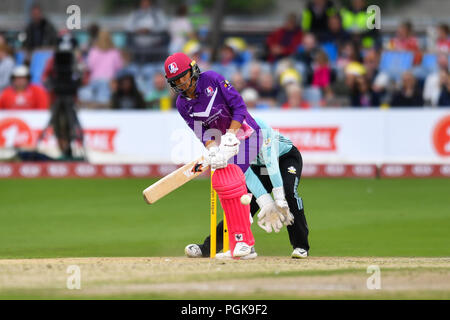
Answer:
top-left (1, 0), bottom-right (450, 111)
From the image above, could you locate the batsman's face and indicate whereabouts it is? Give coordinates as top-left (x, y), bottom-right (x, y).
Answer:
top-left (174, 72), bottom-right (192, 91)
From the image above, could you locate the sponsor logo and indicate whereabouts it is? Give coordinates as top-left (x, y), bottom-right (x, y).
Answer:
top-left (440, 165), bottom-right (450, 176)
top-left (130, 165), bottom-right (151, 177)
top-left (158, 164), bottom-right (179, 176)
top-left (352, 165), bottom-right (375, 177)
top-left (75, 164), bottom-right (97, 177)
top-left (276, 127), bottom-right (339, 152)
top-left (0, 164), bottom-right (13, 177)
top-left (47, 164), bottom-right (69, 177)
top-left (433, 115), bottom-right (450, 156)
top-left (287, 166), bottom-right (297, 174)
top-left (205, 86), bottom-right (214, 96)
top-left (235, 234), bottom-right (243, 241)
top-left (102, 165), bottom-right (125, 177)
top-left (19, 164), bottom-right (41, 178)
top-left (0, 118), bottom-right (34, 148)
top-left (325, 164), bottom-right (346, 176)
top-left (383, 165), bottom-right (405, 177)
top-left (302, 164), bottom-right (319, 176)
top-left (168, 62), bottom-right (178, 74)
top-left (411, 165), bottom-right (433, 177)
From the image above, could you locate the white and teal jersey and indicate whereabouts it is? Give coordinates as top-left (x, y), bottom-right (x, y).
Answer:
top-left (244, 118), bottom-right (293, 199)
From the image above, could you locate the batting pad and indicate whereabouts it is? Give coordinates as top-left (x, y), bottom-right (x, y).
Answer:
top-left (212, 164), bottom-right (255, 253)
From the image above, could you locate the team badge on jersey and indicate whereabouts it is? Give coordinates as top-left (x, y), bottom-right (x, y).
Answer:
top-left (205, 86), bottom-right (214, 96)
top-left (235, 234), bottom-right (243, 241)
top-left (168, 62), bottom-right (178, 74)
top-left (223, 80), bottom-right (230, 88)
top-left (288, 166), bottom-right (297, 174)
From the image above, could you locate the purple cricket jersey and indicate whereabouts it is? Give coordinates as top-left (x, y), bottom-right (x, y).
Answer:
top-left (176, 70), bottom-right (262, 172)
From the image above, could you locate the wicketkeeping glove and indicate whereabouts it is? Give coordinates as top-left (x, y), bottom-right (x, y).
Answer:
top-left (272, 186), bottom-right (294, 226)
top-left (256, 194), bottom-right (285, 233)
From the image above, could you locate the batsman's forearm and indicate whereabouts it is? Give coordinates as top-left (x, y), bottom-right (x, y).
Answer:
top-left (227, 120), bottom-right (242, 134)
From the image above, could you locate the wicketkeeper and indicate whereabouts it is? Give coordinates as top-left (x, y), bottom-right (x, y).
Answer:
top-left (185, 117), bottom-right (310, 259)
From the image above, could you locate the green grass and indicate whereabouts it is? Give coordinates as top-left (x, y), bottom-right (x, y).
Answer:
top-left (0, 178), bottom-right (449, 258)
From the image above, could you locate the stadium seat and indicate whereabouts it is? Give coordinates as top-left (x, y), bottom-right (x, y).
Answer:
top-left (112, 32), bottom-right (127, 49)
top-left (379, 51), bottom-right (414, 81)
top-left (421, 54), bottom-right (438, 73)
top-left (29, 50), bottom-right (53, 85)
top-left (320, 42), bottom-right (338, 65)
top-left (14, 51), bottom-right (25, 65)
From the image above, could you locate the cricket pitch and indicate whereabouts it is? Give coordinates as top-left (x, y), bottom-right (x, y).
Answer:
top-left (0, 257), bottom-right (449, 299)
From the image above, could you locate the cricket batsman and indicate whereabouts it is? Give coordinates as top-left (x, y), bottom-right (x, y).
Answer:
top-left (164, 52), bottom-right (290, 259)
top-left (185, 117), bottom-right (310, 259)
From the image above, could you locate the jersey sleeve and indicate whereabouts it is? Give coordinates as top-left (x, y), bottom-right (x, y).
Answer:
top-left (256, 119), bottom-right (284, 189)
top-left (244, 167), bottom-right (269, 199)
top-left (212, 71), bottom-right (247, 124)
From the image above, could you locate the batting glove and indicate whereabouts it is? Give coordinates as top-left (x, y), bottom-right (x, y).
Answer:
top-left (272, 186), bottom-right (294, 226)
top-left (219, 132), bottom-right (240, 160)
top-left (256, 194), bottom-right (285, 233)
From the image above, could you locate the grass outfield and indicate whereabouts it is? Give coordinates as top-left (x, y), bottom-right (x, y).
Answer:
top-left (0, 178), bottom-right (449, 299)
top-left (0, 178), bottom-right (449, 258)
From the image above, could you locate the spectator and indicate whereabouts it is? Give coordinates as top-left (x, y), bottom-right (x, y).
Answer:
top-left (231, 72), bottom-right (247, 93)
top-left (301, 0), bottom-right (337, 40)
top-left (257, 73), bottom-right (278, 107)
top-left (320, 14), bottom-right (351, 46)
top-left (435, 24), bottom-right (450, 54)
top-left (126, 0), bottom-right (170, 63)
top-left (145, 72), bottom-right (171, 110)
top-left (265, 14), bottom-right (303, 62)
top-left (241, 88), bottom-right (260, 109)
top-left (281, 84), bottom-right (311, 109)
top-left (312, 50), bottom-right (332, 88)
top-left (125, 0), bottom-right (168, 33)
top-left (388, 21), bottom-right (421, 64)
top-left (390, 72), bottom-right (423, 107)
top-left (0, 65), bottom-right (49, 110)
top-left (423, 53), bottom-right (449, 106)
top-left (80, 23), bottom-right (100, 56)
top-left (246, 61), bottom-right (263, 90)
top-left (438, 71), bottom-right (450, 107)
top-left (24, 4), bottom-right (58, 51)
top-left (340, 0), bottom-right (378, 48)
top-left (211, 44), bottom-right (239, 80)
top-left (0, 43), bottom-right (15, 92)
top-left (183, 40), bottom-right (210, 71)
top-left (111, 73), bottom-right (145, 110)
top-left (349, 75), bottom-right (379, 107)
top-left (363, 49), bottom-right (389, 104)
top-left (295, 33), bottom-right (319, 83)
top-left (169, 4), bottom-right (194, 54)
top-left (79, 30), bottom-right (124, 107)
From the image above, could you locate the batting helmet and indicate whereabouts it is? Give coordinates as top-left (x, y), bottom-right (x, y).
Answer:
top-left (164, 52), bottom-right (200, 94)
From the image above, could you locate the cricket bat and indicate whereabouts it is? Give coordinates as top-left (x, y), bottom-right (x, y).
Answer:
top-left (143, 156), bottom-right (209, 204)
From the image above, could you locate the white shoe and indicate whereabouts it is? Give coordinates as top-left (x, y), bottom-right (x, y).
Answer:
top-left (216, 247), bottom-right (258, 260)
top-left (291, 248), bottom-right (308, 259)
top-left (233, 242), bottom-right (252, 257)
top-left (185, 244), bottom-right (203, 258)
